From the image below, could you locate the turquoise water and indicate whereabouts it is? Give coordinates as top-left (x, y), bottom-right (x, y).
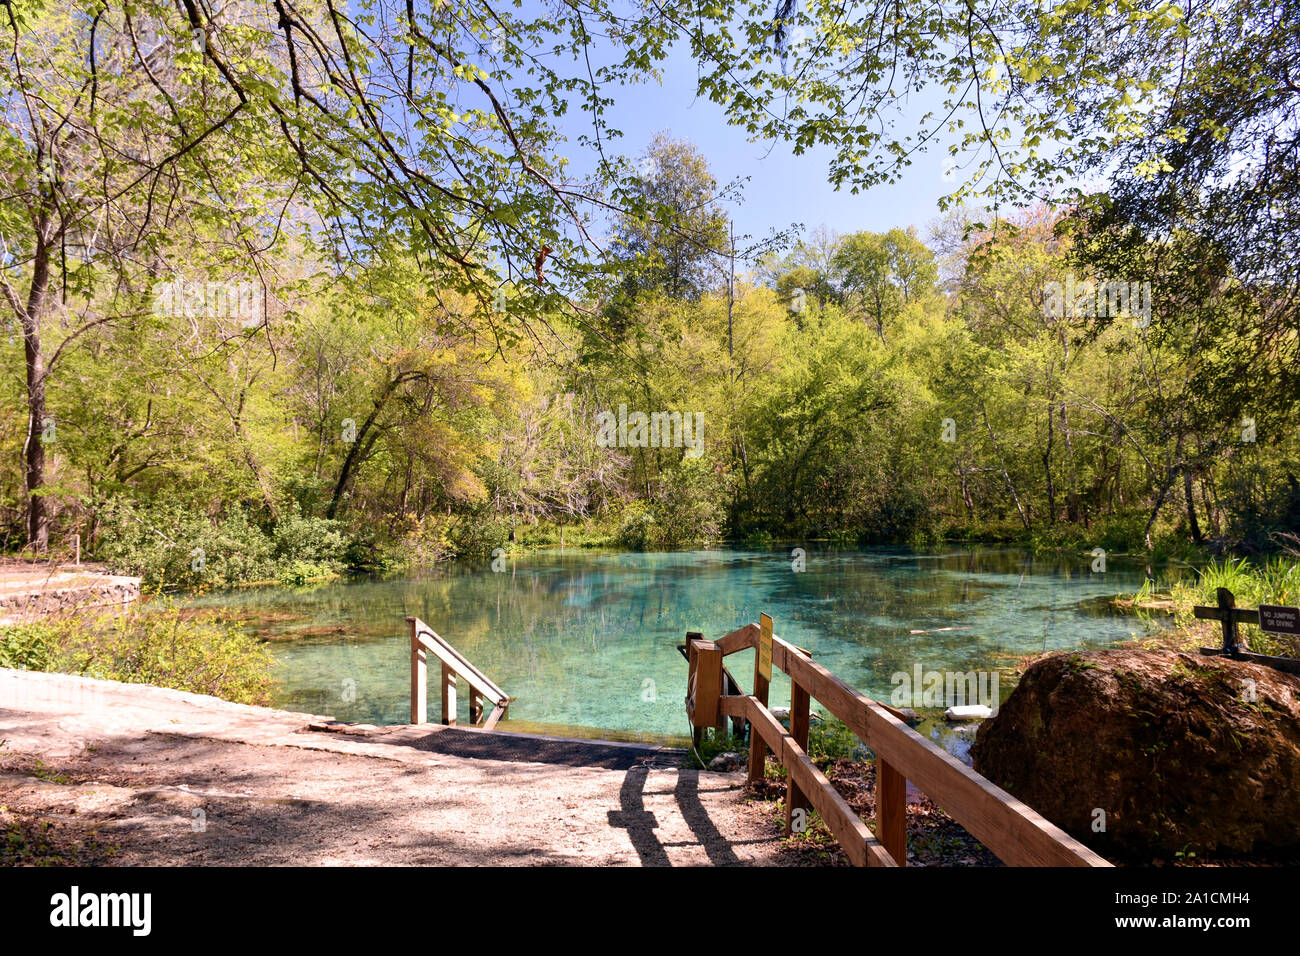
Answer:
top-left (183, 546), bottom-right (1162, 739)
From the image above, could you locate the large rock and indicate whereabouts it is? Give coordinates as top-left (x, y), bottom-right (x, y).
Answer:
top-left (972, 648), bottom-right (1300, 858)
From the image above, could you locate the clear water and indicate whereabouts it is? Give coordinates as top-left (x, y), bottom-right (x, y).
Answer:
top-left (181, 546), bottom-right (1163, 740)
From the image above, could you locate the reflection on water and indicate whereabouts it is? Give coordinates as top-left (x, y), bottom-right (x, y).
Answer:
top-left (182, 545), bottom-right (1166, 739)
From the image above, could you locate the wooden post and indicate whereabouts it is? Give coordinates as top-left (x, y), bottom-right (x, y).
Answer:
top-left (784, 678), bottom-right (811, 832)
top-left (469, 689), bottom-right (483, 725)
top-left (686, 632), bottom-right (704, 749)
top-left (877, 758), bottom-right (907, 866)
top-left (688, 638), bottom-right (722, 728)
top-left (73, 533), bottom-right (80, 566)
top-left (748, 652), bottom-right (771, 785)
top-left (723, 669), bottom-right (745, 740)
top-left (441, 663), bottom-right (457, 726)
top-left (409, 618), bottom-right (427, 725)
top-left (1218, 587), bottom-right (1240, 657)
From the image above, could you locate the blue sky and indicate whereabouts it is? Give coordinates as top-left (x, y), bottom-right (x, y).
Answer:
top-left (547, 41), bottom-right (964, 253)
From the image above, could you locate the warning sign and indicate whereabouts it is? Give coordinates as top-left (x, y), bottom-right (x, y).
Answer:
top-left (1259, 605), bottom-right (1300, 637)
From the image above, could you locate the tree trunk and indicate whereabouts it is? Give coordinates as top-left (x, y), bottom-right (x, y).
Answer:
top-left (21, 218), bottom-right (53, 551)
top-left (327, 374), bottom-right (409, 519)
top-left (981, 404), bottom-right (1030, 530)
top-left (1184, 469), bottom-right (1203, 545)
top-left (1042, 394), bottom-right (1056, 524)
top-left (1144, 466), bottom-right (1181, 549)
top-left (1061, 402), bottom-right (1080, 523)
top-left (1200, 474), bottom-right (1219, 537)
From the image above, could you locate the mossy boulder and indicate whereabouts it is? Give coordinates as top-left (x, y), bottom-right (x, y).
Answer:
top-left (971, 649), bottom-right (1300, 859)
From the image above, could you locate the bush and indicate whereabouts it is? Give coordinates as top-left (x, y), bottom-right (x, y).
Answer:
top-left (683, 727), bottom-right (748, 769)
top-left (1029, 510), bottom-right (1156, 554)
top-left (615, 458), bottom-right (728, 551)
top-left (0, 606), bottom-right (274, 705)
top-left (0, 623), bottom-right (56, 670)
top-left (807, 716), bottom-right (868, 763)
top-left (95, 500), bottom-right (347, 590)
top-left (614, 500), bottom-right (656, 550)
top-left (276, 559), bottom-right (336, 586)
top-left (651, 458), bottom-right (727, 547)
top-left (271, 513), bottom-right (347, 565)
top-left (446, 508), bottom-right (511, 558)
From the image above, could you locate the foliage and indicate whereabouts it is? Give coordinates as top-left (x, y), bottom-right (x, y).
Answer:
top-left (0, 607), bottom-right (275, 706)
top-left (94, 501), bottom-right (348, 590)
top-left (1, 8), bottom-right (1296, 573)
top-left (684, 727), bottom-right (748, 770)
top-left (807, 716), bottom-right (867, 763)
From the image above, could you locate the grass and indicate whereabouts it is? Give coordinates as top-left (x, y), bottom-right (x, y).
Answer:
top-left (1114, 555), bottom-right (1300, 657)
top-left (1165, 556), bottom-right (1300, 656)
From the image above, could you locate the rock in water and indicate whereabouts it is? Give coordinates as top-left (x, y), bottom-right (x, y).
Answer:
top-left (944, 704), bottom-right (993, 721)
top-left (972, 649), bottom-right (1300, 858)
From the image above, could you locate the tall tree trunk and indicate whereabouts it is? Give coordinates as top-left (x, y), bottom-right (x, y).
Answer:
top-left (21, 215), bottom-right (53, 551)
top-left (327, 373), bottom-right (410, 519)
top-left (1144, 461), bottom-right (1182, 549)
top-left (981, 403), bottom-right (1030, 530)
top-left (1042, 392), bottom-right (1057, 524)
top-left (1200, 475), bottom-right (1219, 537)
top-left (1061, 402), bottom-right (1080, 523)
top-left (1184, 469), bottom-right (1203, 545)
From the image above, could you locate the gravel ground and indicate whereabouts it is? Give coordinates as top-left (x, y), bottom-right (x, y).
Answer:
top-left (0, 669), bottom-right (784, 866)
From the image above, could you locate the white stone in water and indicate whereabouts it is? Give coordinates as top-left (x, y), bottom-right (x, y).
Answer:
top-left (944, 704), bottom-right (993, 721)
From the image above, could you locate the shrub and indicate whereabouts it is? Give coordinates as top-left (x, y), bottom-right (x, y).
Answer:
top-left (94, 500), bottom-right (347, 590)
top-left (447, 508), bottom-right (512, 558)
top-left (0, 606), bottom-right (275, 706)
top-left (683, 727), bottom-right (748, 769)
top-left (807, 716), bottom-right (868, 763)
top-left (616, 458), bottom-right (729, 550)
top-left (0, 623), bottom-right (57, 670)
top-left (270, 513), bottom-right (347, 564)
top-left (614, 500), bottom-right (656, 550)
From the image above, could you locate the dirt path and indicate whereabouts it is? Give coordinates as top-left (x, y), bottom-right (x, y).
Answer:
top-left (0, 669), bottom-right (784, 866)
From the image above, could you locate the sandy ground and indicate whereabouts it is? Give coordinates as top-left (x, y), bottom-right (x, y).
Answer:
top-left (0, 669), bottom-right (785, 866)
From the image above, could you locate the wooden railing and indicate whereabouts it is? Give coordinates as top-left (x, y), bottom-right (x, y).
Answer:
top-left (686, 621), bottom-right (1111, 868)
top-left (407, 616), bottom-right (512, 729)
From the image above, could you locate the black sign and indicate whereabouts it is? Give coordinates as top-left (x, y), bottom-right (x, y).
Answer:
top-left (1258, 604), bottom-right (1300, 636)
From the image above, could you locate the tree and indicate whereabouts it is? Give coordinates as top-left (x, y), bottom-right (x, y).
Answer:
top-left (0, 3), bottom-right (303, 549)
top-left (609, 133), bottom-right (731, 302)
top-left (832, 228), bottom-right (938, 343)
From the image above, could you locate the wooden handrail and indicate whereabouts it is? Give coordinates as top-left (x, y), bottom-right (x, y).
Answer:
top-left (407, 616), bottom-right (512, 730)
top-left (692, 621), bottom-right (1110, 868)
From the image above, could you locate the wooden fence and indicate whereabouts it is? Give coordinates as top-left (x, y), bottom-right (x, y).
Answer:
top-left (1194, 587), bottom-right (1300, 675)
top-left (686, 621), bottom-right (1110, 868)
